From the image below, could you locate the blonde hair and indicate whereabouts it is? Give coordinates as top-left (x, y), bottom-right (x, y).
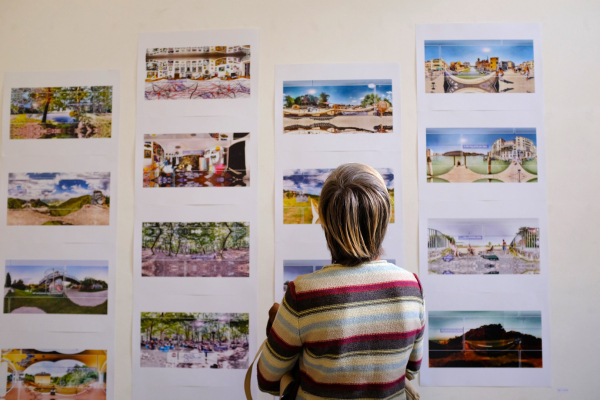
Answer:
top-left (319, 163), bottom-right (391, 267)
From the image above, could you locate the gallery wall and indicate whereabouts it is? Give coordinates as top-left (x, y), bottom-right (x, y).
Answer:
top-left (0, 0), bottom-right (599, 399)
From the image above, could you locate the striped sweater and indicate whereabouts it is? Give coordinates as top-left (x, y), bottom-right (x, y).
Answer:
top-left (258, 260), bottom-right (425, 400)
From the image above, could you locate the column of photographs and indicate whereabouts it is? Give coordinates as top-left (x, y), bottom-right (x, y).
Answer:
top-left (416, 23), bottom-right (551, 387)
top-left (131, 30), bottom-right (259, 400)
top-left (0, 71), bottom-right (119, 399)
top-left (274, 63), bottom-right (403, 304)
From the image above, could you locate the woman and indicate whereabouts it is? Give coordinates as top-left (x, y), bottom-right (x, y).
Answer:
top-left (257, 164), bottom-right (425, 400)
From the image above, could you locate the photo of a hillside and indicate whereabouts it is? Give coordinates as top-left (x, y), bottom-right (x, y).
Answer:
top-left (429, 311), bottom-right (542, 368)
top-left (7, 172), bottom-right (110, 226)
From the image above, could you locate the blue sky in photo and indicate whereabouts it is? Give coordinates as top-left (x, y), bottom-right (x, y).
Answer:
top-left (426, 129), bottom-right (536, 154)
top-left (429, 218), bottom-right (538, 247)
top-left (283, 80), bottom-right (392, 105)
top-left (5, 261), bottom-right (109, 285)
top-left (8, 172), bottom-right (110, 201)
top-left (23, 360), bottom-right (90, 378)
top-left (283, 168), bottom-right (394, 195)
top-left (424, 40), bottom-right (534, 65)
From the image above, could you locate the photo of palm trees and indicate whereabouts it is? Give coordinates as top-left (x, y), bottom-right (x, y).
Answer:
top-left (10, 86), bottom-right (112, 139)
top-left (283, 79), bottom-right (393, 134)
top-left (140, 312), bottom-right (249, 369)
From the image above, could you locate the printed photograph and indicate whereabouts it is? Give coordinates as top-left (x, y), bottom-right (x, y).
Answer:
top-left (429, 311), bottom-right (542, 368)
top-left (426, 128), bottom-right (537, 183)
top-left (10, 86), bottom-right (112, 139)
top-left (142, 222), bottom-right (249, 277)
top-left (283, 79), bottom-right (393, 134)
top-left (427, 218), bottom-right (540, 275)
top-left (283, 168), bottom-right (395, 224)
top-left (2, 349), bottom-right (107, 399)
top-left (3, 260), bottom-right (108, 315)
top-left (142, 133), bottom-right (249, 188)
top-left (7, 173), bottom-right (110, 226)
top-left (140, 313), bottom-right (249, 369)
top-left (144, 46), bottom-right (251, 100)
top-left (424, 40), bottom-right (535, 93)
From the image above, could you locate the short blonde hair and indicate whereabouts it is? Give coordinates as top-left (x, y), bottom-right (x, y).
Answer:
top-left (319, 163), bottom-right (391, 267)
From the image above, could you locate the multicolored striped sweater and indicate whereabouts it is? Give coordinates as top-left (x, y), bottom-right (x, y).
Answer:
top-left (257, 260), bottom-right (425, 400)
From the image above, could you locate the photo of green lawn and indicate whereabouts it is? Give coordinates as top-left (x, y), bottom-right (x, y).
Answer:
top-left (4, 260), bottom-right (108, 315)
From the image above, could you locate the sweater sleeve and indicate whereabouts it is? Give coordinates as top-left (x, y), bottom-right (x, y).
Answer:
top-left (406, 274), bottom-right (425, 379)
top-left (257, 281), bottom-right (303, 394)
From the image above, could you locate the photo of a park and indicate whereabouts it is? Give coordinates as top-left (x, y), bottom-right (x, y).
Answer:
top-left (143, 133), bottom-right (249, 188)
top-left (429, 311), bottom-right (542, 368)
top-left (2, 349), bottom-right (107, 399)
top-left (427, 218), bottom-right (540, 274)
top-left (142, 222), bottom-right (249, 277)
top-left (283, 80), bottom-right (393, 134)
top-left (3, 260), bottom-right (108, 315)
top-left (145, 46), bottom-right (251, 100)
top-left (283, 168), bottom-right (395, 224)
top-left (10, 86), bottom-right (112, 139)
top-left (424, 40), bottom-right (535, 93)
top-left (140, 312), bottom-right (249, 369)
top-left (7, 172), bottom-right (110, 226)
top-left (426, 128), bottom-right (537, 183)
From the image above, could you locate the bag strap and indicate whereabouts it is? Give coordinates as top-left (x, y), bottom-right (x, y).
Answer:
top-left (244, 339), bottom-right (267, 400)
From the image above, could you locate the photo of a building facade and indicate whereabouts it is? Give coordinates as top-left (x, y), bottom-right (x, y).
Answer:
top-left (1, 349), bottom-right (107, 399)
top-left (283, 80), bottom-right (393, 134)
top-left (140, 313), bottom-right (249, 369)
top-left (426, 128), bottom-right (537, 183)
top-left (142, 133), bottom-right (249, 188)
top-left (144, 46), bottom-right (251, 100)
top-left (429, 311), bottom-right (542, 368)
top-left (424, 40), bottom-right (535, 93)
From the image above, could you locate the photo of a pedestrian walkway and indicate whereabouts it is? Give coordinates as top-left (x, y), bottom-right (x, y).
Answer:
top-left (426, 128), bottom-right (537, 183)
top-left (1, 349), bottom-right (107, 399)
top-left (283, 168), bottom-right (395, 224)
top-left (3, 260), bottom-right (108, 315)
top-left (141, 222), bottom-right (249, 277)
top-left (145, 46), bottom-right (251, 100)
top-left (10, 86), bottom-right (112, 139)
top-left (7, 172), bottom-right (111, 226)
top-left (429, 311), bottom-right (542, 368)
top-left (142, 133), bottom-right (249, 188)
top-left (428, 218), bottom-right (540, 274)
top-left (283, 80), bottom-right (393, 134)
top-left (424, 40), bottom-right (535, 93)
top-left (140, 313), bottom-right (249, 369)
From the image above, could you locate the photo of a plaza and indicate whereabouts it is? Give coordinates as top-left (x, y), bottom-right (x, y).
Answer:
top-left (7, 172), bottom-right (111, 226)
top-left (426, 128), bottom-right (537, 183)
top-left (142, 222), bottom-right (249, 277)
top-left (145, 46), bottom-right (250, 100)
top-left (428, 218), bottom-right (540, 274)
top-left (140, 313), bottom-right (249, 369)
top-left (9, 86), bottom-right (112, 139)
top-left (424, 40), bottom-right (535, 93)
top-left (2, 349), bottom-right (107, 399)
top-left (283, 168), bottom-right (395, 224)
top-left (283, 80), bottom-right (393, 134)
top-left (143, 133), bottom-right (249, 188)
top-left (4, 260), bottom-right (108, 315)
top-left (429, 311), bottom-right (542, 368)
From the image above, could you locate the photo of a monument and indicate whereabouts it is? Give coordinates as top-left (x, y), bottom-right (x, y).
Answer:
top-left (283, 80), bottom-right (393, 134)
top-left (7, 173), bottom-right (111, 226)
top-left (429, 311), bottom-right (542, 368)
top-left (144, 46), bottom-right (251, 100)
top-left (424, 40), bottom-right (535, 93)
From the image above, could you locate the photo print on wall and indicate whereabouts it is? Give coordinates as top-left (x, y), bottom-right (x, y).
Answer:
top-left (145, 46), bottom-right (251, 100)
top-left (141, 222), bottom-right (249, 277)
top-left (140, 312), bottom-right (249, 369)
top-left (142, 133), bottom-right (249, 188)
top-left (7, 172), bottom-right (111, 226)
top-left (9, 86), bottom-right (113, 139)
top-left (283, 79), bottom-right (393, 134)
top-left (424, 40), bottom-right (535, 94)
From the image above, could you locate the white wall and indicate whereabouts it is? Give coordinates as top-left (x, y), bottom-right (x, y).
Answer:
top-left (1, 0), bottom-right (599, 399)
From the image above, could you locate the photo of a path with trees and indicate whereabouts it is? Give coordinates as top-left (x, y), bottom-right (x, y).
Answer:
top-left (142, 222), bottom-right (249, 277)
top-left (10, 86), bottom-right (112, 139)
top-left (140, 312), bottom-right (249, 369)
